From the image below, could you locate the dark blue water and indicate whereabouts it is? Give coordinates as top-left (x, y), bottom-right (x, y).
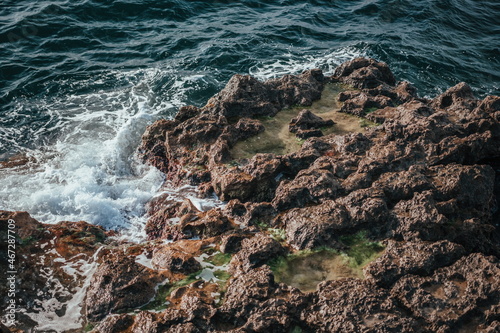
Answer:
top-left (0, 0), bottom-right (499, 231)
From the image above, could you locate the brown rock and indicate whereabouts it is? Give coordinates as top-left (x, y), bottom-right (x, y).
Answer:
top-left (85, 251), bottom-right (165, 321)
top-left (47, 220), bottom-right (107, 258)
top-left (432, 82), bottom-right (477, 112)
top-left (138, 119), bottom-right (178, 173)
top-left (0, 210), bottom-right (44, 240)
top-left (289, 109), bottom-right (331, 131)
top-left (151, 246), bottom-right (201, 273)
top-left (339, 90), bottom-right (394, 117)
top-left (180, 208), bottom-right (235, 239)
top-left (220, 230), bottom-right (252, 254)
top-left (391, 253), bottom-right (500, 332)
top-left (93, 314), bottom-right (134, 333)
top-left (175, 105), bottom-right (200, 122)
top-left (334, 57), bottom-right (396, 89)
top-left (365, 240), bottom-right (466, 288)
top-left (428, 163), bottom-right (495, 220)
top-left (282, 200), bottom-right (350, 250)
top-left (211, 153), bottom-right (283, 202)
top-left (230, 233), bottom-right (286, 273)
top-left (272, 166), bottom-right (342, 211)
top-left (220, 266), bottom-right (277, 320)
top-left (303, 279), bottom-right (423, 332)
top-left (206, 69), bottom-right (324, 119)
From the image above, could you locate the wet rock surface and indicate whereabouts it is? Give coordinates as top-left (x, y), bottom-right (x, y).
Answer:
top-left (0, 211), bottom-right (109, 332)
top-left (3, 58), bottom-right (500, 332)
top-left (85, 250), bottom-right (168, 321)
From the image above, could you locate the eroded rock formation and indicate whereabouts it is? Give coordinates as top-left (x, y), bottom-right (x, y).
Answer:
top-left (3, 58), bottom-right (500, 332)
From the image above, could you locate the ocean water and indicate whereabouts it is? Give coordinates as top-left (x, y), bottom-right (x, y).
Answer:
top-left (1, 0), bottom-right (499, 238)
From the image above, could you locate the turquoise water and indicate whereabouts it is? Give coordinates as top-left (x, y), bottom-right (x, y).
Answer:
top-left (0, 0), bottom-right (499, 231)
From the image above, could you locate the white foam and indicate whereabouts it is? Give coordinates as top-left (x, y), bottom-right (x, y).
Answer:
top-left (23, 247), bottom-right (104, 332)
top-left (196, 268), bottom-right (218, 282)
top-left (135, 252), bottom-right (154, 270)
top-left (152, 184), bottom-right (226, 214)
top-left (249, 46), bottom-right (366, 80)
top-left (0, 67), bottom-right (211, 242)
top-left (194, 252), bottom-right (230, 283)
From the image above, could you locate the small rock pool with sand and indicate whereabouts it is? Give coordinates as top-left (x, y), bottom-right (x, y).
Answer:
top-left (231, 83), bottom-right (376, 160)
top-left (270, 233), bottom-right (385, 293)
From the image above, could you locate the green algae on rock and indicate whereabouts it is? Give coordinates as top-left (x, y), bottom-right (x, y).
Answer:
top-left (270, 232), bottom-right (385, 292)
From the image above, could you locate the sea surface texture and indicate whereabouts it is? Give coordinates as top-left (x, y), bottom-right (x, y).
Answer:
top-left (1, 0), bottom-right (499, 239)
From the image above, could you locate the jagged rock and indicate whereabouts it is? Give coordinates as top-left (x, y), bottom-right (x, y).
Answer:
top-left (334, 57), bottom-right (396, 88)
top-left (428, 163), bottom-right (495, 220)
top-left (372, 166), bottom-right (432, 204)
top-left (179, 208), bottom-right (235, 239)
top-left (338, 187), bottom-right (389, 229)
top-left (432, 82), bottom-right (478, 112)
top-left (0, 212), bottom-right (108, 332)
top-left (365, 240), bottom-right (466, 288)
top-left (281, 200), bottom-right (351, 250)
top-left (219, 266), bottom-right (277, 321)
top-left (280, 188), bottom-right (388, 250)
top-left (289, 109), bottom-right (334, 138)
top-left (75, 59), bottom-right (500, 331)
top-left (223, 200), bottom-right (277, 229)
top-left (205, 69), bottom-right (324, 119)
top-left (85, 251), bottom-right (166, 321)
top-left (175, 105), bottom-right (200, 122)
top-left (93, 314), bottom-right (134, 333)
top-left (302, 279), bottom-right (423, 332)
top-left (151, 246), bottom-right (201, 273)
top-left (339, 90), bottom-right (394, 116)
top-left (0, 210), bottom-right (44, 240)
top-left (230, 233), bottom-right (286, 273)
top-left (220, 230), bottom-right (252, 254)
top-left (391, 253), bottom-right (500, 332)
top-left (211, 153), bottom-right (283, 202)
top-left (145, 197), bottom-right (200, 241)
top-left (46, 220), bottom-right (107, 258)
top-left (11, 58), bottom-right (500, 332)
top-left (272, 166), bottom-right (342, 211)
top-left (392, 190), bottom-right (449, 242)
top-left (137, 119), bottom-right (177, 173)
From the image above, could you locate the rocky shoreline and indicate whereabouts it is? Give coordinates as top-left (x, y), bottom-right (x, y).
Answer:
top-left (1, 58), bottom-right (500, 332)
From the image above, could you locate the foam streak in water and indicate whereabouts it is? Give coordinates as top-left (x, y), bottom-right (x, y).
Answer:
top-left (249, 46), bottom-right (367, 80)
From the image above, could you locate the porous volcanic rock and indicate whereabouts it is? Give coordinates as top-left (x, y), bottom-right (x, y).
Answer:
top-left (8, 57), bottom-right (500, 332)
top-left (302, 279), bottom-right (425, 332)
top-left (128, 57), bottom-right (500, 331)
top-left (391, 253), bottom-right (500, 332)
top-left (85, 251), bottom-right (167, 321)
top-left (151, 246), bottom-right (201, 274)
top-left (138, 69), bottom-right (326, 195)
top-left (229, 233), bottom-right (286, 273)
top-left (365, 240), bottom-right (467, 288)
